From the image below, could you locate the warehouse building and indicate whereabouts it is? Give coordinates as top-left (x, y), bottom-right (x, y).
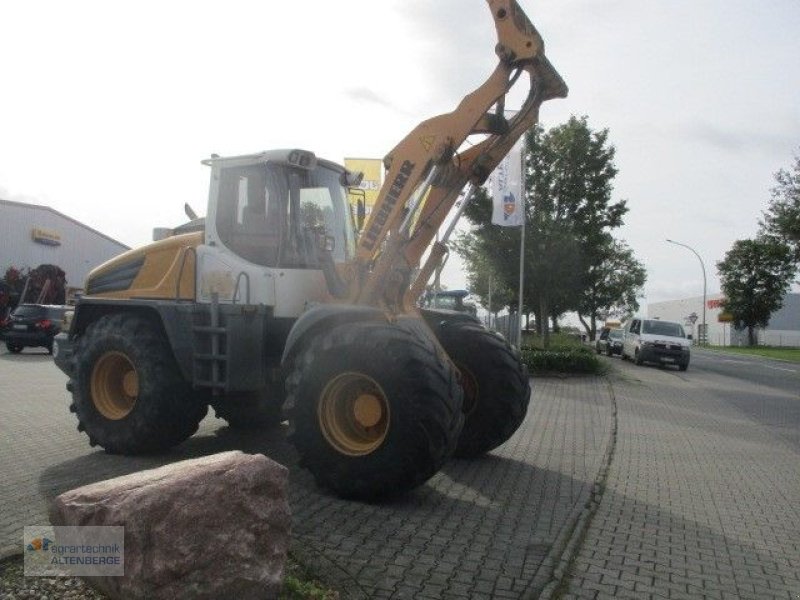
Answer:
top-left (648, 292), bottom-right (800, 347)
top-left (0, 199), bottom-right (129, 299)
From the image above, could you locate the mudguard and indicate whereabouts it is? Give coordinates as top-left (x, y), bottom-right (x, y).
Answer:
top-left (281, 304), bottom-right (388, 366)
top-left (419, 307), bottom-right (483, 340)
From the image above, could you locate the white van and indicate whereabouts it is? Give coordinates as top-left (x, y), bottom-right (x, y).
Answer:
top-left (621, 318), bottom-right (691, 371)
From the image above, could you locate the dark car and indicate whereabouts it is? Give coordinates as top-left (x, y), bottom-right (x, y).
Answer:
top-left (0, 304), bottom-right (68, 354)
top-left (595, 327), bottom-right (623, 356)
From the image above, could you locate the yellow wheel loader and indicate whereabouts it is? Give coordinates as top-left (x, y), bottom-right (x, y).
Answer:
top-left (54, 0), bottom-right (567, 500)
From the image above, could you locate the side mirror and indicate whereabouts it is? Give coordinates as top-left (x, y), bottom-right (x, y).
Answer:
top-left (687, 334), bottom-right (693, 340)
top-left (341, 170), bottom-right (364, 187)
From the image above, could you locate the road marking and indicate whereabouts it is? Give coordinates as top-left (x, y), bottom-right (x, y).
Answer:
top-left (764, 365), bottom-right (798, 373)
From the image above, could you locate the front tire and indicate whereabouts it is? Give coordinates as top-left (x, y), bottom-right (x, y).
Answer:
top-left (69, 313), bottom-right (208, 454)
top-left (634, 348), bottom-right (644, 366)
top-left (285, 320), bottom-right (463, 500)
top-left (6, 343), bottom-right (23, 354)
top-left (436, 321), bottom-right (530, 458)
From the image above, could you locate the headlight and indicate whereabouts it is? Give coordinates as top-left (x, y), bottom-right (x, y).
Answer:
top-left (641, 341), bottom-right (654, 348)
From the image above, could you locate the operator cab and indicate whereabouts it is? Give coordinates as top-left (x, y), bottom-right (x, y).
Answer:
top-left (207, 150), bottom-right (359, 270)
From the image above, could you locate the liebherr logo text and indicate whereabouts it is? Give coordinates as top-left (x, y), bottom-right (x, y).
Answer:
top-left (362, 160), bottom-right (415, 251)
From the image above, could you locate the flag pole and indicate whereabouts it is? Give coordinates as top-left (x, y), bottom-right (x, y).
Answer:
top-left (516, 140), bottom-right (525, 348)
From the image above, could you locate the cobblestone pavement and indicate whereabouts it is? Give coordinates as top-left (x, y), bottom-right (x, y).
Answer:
top-left (557, 358), bottom-right (800, 600)
top-left (0, 346), bottom-right (614, 599)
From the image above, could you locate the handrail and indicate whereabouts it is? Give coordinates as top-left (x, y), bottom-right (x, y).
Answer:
top-left (175, 246), bottom-right (198, 301)
top-left (232, 271), bottom-right (251, 305)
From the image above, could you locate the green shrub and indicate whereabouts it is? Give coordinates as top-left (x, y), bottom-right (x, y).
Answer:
top-left (520, 346), bottom-right (604, 375)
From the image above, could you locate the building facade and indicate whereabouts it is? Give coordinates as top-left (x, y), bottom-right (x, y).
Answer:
top-left (648, 292), bottom-right (800, 347)
top-left (1, 199), bottom-right (129, 298)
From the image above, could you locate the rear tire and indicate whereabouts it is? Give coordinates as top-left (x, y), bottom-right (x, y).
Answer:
top-left (212, 387), bottom-right (284, 430)
top-left (6, 343), bottom-right (23, 354)
top-left (436, 321), bottom-right (530, 458)
top-left (285, 320), bottom-right (463, 500)
top-left (69, 313), bottom-right (208, 454)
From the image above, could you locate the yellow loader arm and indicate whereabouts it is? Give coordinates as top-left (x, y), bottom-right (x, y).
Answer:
top-left (348, 0), bottom-right (567, 312)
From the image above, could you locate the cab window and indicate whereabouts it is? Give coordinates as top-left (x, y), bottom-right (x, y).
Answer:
top-left (215, 162), bottom-right (356, 269)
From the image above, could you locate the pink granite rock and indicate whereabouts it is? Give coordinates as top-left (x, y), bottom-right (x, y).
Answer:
top-left (49, 451), bottom-right (291, 600)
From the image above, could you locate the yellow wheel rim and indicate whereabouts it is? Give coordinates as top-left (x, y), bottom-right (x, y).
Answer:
top-left (318, 372), bottom-right (390, 456)
top-left (91, 351), bottom-right (138, 420)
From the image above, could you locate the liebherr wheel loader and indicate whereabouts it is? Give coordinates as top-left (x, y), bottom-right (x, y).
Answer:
top-left (53, 0), bottom-right (567, 500)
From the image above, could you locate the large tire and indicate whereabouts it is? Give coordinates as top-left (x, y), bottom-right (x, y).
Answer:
top-left (212, 386), bottom-right (284, 430)
top-left (6, 343), bottom-right (23, 354)
top-left (285, 320), bottom-right (463, 500)
top-left (436, 321), bottom-right (530, 458)
top-left (68, 313), bottom-right (208, 454)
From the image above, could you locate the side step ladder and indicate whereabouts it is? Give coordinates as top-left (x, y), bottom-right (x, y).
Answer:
top-left (192, 292), bottom-right (228, 394)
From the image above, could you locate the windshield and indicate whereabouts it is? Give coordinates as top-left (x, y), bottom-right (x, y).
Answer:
top-left (215, 162), bottom-right (356, 268)
top-left (642, 320), bottom-right (685, 338)
top-left (609, 329), bottom-right (623, 340)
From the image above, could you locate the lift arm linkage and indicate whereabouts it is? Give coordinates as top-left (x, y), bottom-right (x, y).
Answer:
top-left (349, 0), bottom-right (567, 312)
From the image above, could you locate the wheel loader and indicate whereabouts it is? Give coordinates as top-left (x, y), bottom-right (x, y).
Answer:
top-left (53, 0), bottom-right (567, 500)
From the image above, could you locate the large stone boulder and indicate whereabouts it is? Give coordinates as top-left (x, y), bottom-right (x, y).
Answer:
top-left (49, 451), bottom-right (291, 600)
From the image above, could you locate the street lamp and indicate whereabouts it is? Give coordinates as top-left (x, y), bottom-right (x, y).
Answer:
top-left (666, 239), bottom-right (707, 345)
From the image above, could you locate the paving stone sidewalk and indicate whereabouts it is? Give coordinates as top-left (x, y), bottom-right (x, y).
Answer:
top-left (0, 350), bottom-right (615, 599)
top-left (558, 364), bottom-right (800, 600)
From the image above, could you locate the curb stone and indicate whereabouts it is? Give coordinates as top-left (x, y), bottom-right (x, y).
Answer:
top-left (534, 376), bottom-right (618, 600)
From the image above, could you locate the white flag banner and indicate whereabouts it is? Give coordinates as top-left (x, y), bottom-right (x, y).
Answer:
top-left (490, 140), bottom-right (524, 227)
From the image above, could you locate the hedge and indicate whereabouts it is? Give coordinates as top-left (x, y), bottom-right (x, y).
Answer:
top-left (520, 345), bottom-right (604, 375)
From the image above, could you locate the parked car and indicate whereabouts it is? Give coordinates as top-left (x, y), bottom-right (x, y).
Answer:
top-left (621, 317), bottom-right (690, 371)
top-left (0, 304), bottom-right (68, 354)
top-left (596, 327), bottom-right (623, 356)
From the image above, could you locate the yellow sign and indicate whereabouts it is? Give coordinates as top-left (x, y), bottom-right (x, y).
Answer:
top-left (345, 158), bottom-right (383, 228)
top-left (31, 228), bottom-right (61, 246)
top-left (718, 312), bottom-right (734, 323)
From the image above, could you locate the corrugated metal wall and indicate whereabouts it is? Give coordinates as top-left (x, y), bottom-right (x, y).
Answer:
top-left (0, 200), bottom-right (129, 292)
top-left (649, 293), bottom-right (800, 347)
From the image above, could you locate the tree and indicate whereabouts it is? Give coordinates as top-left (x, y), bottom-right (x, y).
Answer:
top-left (0, 264), bottom-right (67, 307)
top-left (451, 230), bottom-right (515, 316)
top-left (524, 116), bottom-right (628, 338)
top-left (761, 151), bottom-right (800, 267)
top-left (576, 236), bottom-right (646, 339)
top-left (456, 116), bottom-right (633, 346)
top-left (717, 237), bottom-right (795, 346)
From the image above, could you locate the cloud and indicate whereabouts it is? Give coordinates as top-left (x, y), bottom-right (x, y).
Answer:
top-left (687, 121), bottom-right (799, 156)
top-left (345, 87), bottom-right (395, 110)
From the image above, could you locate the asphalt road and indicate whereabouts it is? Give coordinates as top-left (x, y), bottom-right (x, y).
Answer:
top-left (691, 348), bottom-right (800, 396)
top-left (684, 348), bottom-right (800, 451)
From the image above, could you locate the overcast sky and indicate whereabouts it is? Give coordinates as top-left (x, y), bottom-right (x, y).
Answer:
top-left (2, 0), bottom-right (799, 308)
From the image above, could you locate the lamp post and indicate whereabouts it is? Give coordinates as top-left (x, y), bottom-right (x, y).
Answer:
top-left (666, 239), bottom-right (707, 345)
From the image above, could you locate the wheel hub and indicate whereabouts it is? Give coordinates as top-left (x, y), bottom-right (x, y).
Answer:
top-left (91, 351), bottom-right (138, 420)
top-left (318, 372), bottom-right (390, 456)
